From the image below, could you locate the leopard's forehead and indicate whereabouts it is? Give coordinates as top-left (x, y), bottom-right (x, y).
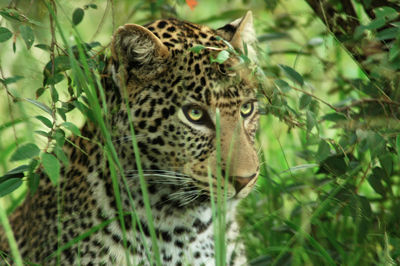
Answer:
top-left (143, 19), bottom-right (257, 108)
top-left (145, 19), bottom-right (222, 51)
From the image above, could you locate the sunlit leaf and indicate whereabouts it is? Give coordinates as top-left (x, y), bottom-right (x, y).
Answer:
top-left (35, 115), bottom-right (53, 128)
top-left (25, 98), bottom-right (52, 115)
top-left (54, 146), bottom-right (69, 166)
top-left (41, 153), bottom-right (60, 185)
top-left (61, 122), bottom-right (80, 136)
top-left (211, 50), bottom-right (230, 64)
top-left (10, 143), bottom-right (40, 161)
top-left (190, 45), bottom-right (205, 54)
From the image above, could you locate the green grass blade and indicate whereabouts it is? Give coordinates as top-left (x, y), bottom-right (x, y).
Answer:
top-left (0, 204), bottom-right (23, 266)
top-left (120, 72), bottom-right (162, 266)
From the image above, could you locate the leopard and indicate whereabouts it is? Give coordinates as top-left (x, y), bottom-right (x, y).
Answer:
top-left (0, 11), bottom-right (260, 266)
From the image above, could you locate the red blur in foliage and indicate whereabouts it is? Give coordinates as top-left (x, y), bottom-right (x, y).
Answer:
top-left (185, 0), bottom-right (198, 10)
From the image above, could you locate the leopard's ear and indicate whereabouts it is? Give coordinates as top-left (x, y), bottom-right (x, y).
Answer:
top-left (216, 11), bottom-right (257, 61)
top-left (111, 24), bottom-right (170, 80)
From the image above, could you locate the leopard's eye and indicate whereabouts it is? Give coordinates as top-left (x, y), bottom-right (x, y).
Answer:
top-left (240, 102), bottom-right (254, 118)
top-left (183, 105), bottom-right (205, 124)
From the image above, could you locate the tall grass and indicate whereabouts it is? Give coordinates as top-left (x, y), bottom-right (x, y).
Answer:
top-left (2, 1), bottom-right (399, 266)
top-left (0, 205), bottom-right (23, 266)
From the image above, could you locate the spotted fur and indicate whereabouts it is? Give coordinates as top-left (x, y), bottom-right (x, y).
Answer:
top-left (0, 11), bottom-right (259, 265)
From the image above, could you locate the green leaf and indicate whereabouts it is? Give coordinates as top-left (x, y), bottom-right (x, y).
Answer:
top-left (368, 172), bottom-right (386, 197)
top-left (389, 41), bottom-right (400, 61)
top-left (397, 135), bottom-right (400, 158)
top-left (274, 79), bottom-right (291, 92)
top-left (0, 165), bottom-right (29, 180)
top-left (44, 73), bottom-right (64, 85)
top-left (84, 4), bottom-right (98, 9)
top-left (366, 132), bottom-right (385, 158)
top-left (54, 128), bottom-right (66, 146)
top-left (50, 86), bottom-right (59, 102)
top-left (57, 108), bottom-right (67, 121)
top-left (379, 153), bottom-right (393, 178)
top-left (374, 6), bottom-right (398, 21)
top-left (19, 25), bottom-right (34, 49)
top-left (72, 8), bottom-right (84, 26)
top-left (321, 113), bottom-right (347, 122)
top-left (44, 56), bottom-right (71, 74)
top-left (25, 98), bottom-right (52, 115)
top-left (35, 115), bottom-right (53, 128)
top-left (28, 172), bottom-right (40, 195)
top-left (211, 50), bottom-right (230, 64)
top-left (0, 27), bottom-right (12, 42)
top-left (61, 122), bottom-right (80, 136)
top-left (88, 41), bottom-right (101, 49)
top-left (306, 110), bottom-right (316, 131)
top-left (36, 87), bottom-right (46, 98)
top-left (318, 155), bottom-right (347, 177)
top-left (278, 64), bottom-right (304, 86)
top-left (0, 178), bottom-right (22, 197)
top-left (190, 45), bottom-right (205, 53)
top-left (35, 130), bottom-right (50, 138)
top-left (10, 143), bottom-right (40, 161)
top-left (317, 140), bottom-right (331, 162)
top-left (0, 75), bottom-right (23, 85)
top-left (365, 18), bottom-right (386, 30)
top-left (0, 8), bottom-right (29, 23)
top-left (373, 167), bottom-right (391, 190)
top-left (356, 196), bottom-right (372, 243)
top-left (54, 146), bottom-right (69, 166)
top-left (299, 94), bottom-right (312, 109)
top-left (376, 27), bottom-right (399, 40)
top-left (27, 159), bottom-right (39, 195)
top-left (41, 153), bottom-right (60, 185)
top-left (34, 43), bottom-right (51, 51)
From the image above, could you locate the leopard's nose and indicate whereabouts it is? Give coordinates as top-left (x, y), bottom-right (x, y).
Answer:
top-left (233, 173), bottom-right (258, 193)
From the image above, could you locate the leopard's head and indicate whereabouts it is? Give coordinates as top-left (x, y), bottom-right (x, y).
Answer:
top-left (111, 12), bottom-right (259, 201)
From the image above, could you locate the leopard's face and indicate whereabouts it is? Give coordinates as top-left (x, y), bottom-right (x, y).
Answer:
top-left (111, 12), bottom-right (259, 201)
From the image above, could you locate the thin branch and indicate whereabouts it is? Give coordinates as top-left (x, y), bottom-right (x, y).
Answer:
top-left (0, 67), bottom-right (18, 146)
top-left (90, 0), bottom-right (110, 41)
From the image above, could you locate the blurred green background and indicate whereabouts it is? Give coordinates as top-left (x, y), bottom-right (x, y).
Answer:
top-left (1, 0), bottom-right (399, 265)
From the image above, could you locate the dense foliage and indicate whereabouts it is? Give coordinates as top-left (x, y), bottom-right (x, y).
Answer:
top-left (0, 0), bottom-right (399, 265)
